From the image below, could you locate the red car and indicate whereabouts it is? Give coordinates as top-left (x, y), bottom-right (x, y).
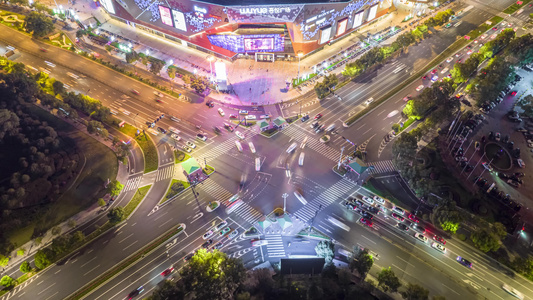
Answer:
top-left (391, 212), bottom-right (405, 222)
top-left (131, 89), bottom-right (140, 95)
top-left (433, 235), bottom-right (446, 245)
top-left (408, 213), bottom-right (419, 223)
top-left (360, 218), bottom-right (373, 227)
top-left (161, 267), bottom-right (174, 276)
top-left (431, 69), bottom-right (437, 74)
top-left (229, 114), bottom-right (238, 119)
top-left (511, 91), bottom-right (517, 96)
top-left (492, 27), bottom-right (498, 30)
top-left (314, 113), bottom-right (323, 120)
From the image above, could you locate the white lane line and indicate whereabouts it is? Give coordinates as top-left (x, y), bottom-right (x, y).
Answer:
top-left (159, 218), bottom-right (174, 228)
top-left (37, 283), bottom-right (56, 295)
top-left (442, 284), bottom-right (460, 295)
top-left (83, 264), bottom-right (101, 276)
top-left (363, 127), bottom-right (372, 135)
top-left (395, 256), bottom-right (415, 267)
top-left (118, 233), bottom-right (134, 244)
top-left (80, 257), bottom-right (97, 268)
top-left (123, 240), bottom-right (138, 251)
top-left (377, 109), bottom-right (386, 116)
top-left (391, 264), bottom-right (412, 276)
top-left (44, 292), bottom-right (58, 300)
top-left (361, 235), bottom-right (377, 244)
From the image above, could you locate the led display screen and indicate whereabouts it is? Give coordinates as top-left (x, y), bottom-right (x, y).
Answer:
top-left (336, 18), bottom-right (348, 36)
top-left (158, 6), bottom-right (173, 26)
top-left (353, 11), bottom-right (364, 28)
top-left (320, 26), bottom-right (332, 44)
top-left (172, 9), bottom-right (187, 31)
top-left (367, 5), bottom-right (378, 21)
top-left (244, 38), bottom-right (274, 51)
top-left (100, 0), bottom-right (115, 14)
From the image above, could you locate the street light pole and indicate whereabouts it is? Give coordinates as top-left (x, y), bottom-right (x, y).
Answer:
top-left (337, 146), bottom-right (345, 170)
top-left (297, 51), bottom-right (303, 83)
top-left (282, 193), bottom-right (288, 212)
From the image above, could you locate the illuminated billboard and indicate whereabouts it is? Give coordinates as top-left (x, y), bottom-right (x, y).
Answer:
top-left (336, 18), bottom-right (348, 36)
top-left (367, 5), bottom-right (378, 21)
top-left (158, 6), bottom-right (173, 27)
top-left (244, 38), bottom-right (274, 51)
top-left (172, 9), bottom-right (187, 32)
top-left (320, 26), bottom-right (332, 44)
top-left (353, 11), bottom-right (364, 28)
top-left (100, 0), bottom-right (115, 14)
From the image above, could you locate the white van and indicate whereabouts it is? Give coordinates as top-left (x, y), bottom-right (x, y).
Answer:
top-left (286, 142), bottom-right (298, 153)
top-left (235, 140), bottom-right (243, 152)
top-left (299, 152), bottom-right (305, 166)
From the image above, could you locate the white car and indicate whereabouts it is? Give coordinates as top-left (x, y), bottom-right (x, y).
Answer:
top-left (202, 230), bottom-right (214, 240)
top-left (248, 142), bottom-right (256, 153)
top-left (362, 196), bottom-right (374, 205)
top-left (446, 57), bottom-right (453, 63)
top-left (171, 133), bottom-right (181, 141)
top-left (245, 115), bottom-right (257, 120)
top-left (168, 126), bottom-right (180, 134)
top-left (416, 85), bottom-right (425, 92)
top-left (502, 283), bottom-right (524, 300)
top-left (186, 141), bottom-right (196, 149)
top-left (440, 67), bottom-right (449, 74)
top-left (183, 146), bottom-right (192, 153)
top-left (228, 229), bottom-right (239, 239)
top-left (414, 233), bottom-right (428, 243)
top-left (215, 220), bottom-right (228, 231)
top-left (251, 239), bottom-right (268, 246)
top-left (154, 91), bottom-right (163, 97)
top-left (480, 34), bottom-right (488, 39)
top-left (431, 242), bottom-right (446, 253)
top-left (235, 131), bottom-right (245, 140)
top-left (239, 110), bottom-right (248, 115)
top-left (218, 108), bottom-right (225, 116)
top-left (364, 97), bottom-right (374, 105)
top-left (373, 196), bottom-right (385, 205)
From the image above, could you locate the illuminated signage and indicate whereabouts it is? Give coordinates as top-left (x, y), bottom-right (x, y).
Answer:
top-left (172, 9), bottom-right (187, 32)
top-left (215, 61), bottom-right (227, 82)
top-left (239, 7), bottom-right (292, 15)
top-left (320, 26), bottom-right (332, 44)
top-left (194, 6), bottom-right (207, 14)
top-left (367, 5), bottom-right (378, 21)
top-left (353, 11), bottom-right (364, 28)
top-left (337, 18), bottom-right (348, 36)
top-left (158, 6), bottom-right (173, 26)
top-left (244, 38), bottom-right (274, 51)
top-left (100, 0), bottom-right (115, 14)
top-left (306, 16), bottom-right (317, 24)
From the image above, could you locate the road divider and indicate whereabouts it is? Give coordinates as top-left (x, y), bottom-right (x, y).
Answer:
top-left (67, 224), bottom-right (185, 300)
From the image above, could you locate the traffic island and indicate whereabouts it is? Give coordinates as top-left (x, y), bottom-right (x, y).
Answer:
top-left (320, 135), bottom-right (330, 143)
top-left (160, 179), bottom-right (190, 205)
top-left (297, 227), bottom-right (330, 240)
top-left (203, 165), bottom-right (215, 176)
top-left (206, 201), bottom-right (220, 212)
top-left (332, 165), bottom-right (348, 177)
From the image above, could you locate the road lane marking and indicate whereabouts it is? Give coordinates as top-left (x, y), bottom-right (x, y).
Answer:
top-left (361, 235), bottom-right (376, 244)
top-left (44, 292), bottom-right (58, 300)
top-left (80, 257), bottom-right (97, 268)
top-left (83, 264), bottom-right (101, 276)
top-left (123, 240), bottom-right (138, 251)
top-left (118, 233), bottom-right (134, 244)
top-left (391, 264), bottom-right (412, 276)
top-left (395, 256), bottom-right (415, 267)
top-left (154, 211), bottom-right (168, 221)
top-left (442, 284), bottom-right (460, 295)
top-left (159, 218), bottom-right (174, 228)
top-left (37, 283), bottom-right (55, 295)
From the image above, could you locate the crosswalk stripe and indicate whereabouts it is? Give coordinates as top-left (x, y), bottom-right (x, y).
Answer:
top-left (124, 176), bottom-right (142, 191)
top-left (156, 165), bottom-right (174, 181)
top-left (282, 125), bottom-right (340, 161)
top-left (366, 160), bottom-right (396, 175)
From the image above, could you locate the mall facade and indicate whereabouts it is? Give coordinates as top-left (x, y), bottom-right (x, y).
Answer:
top-left (100, 0), bottom-right (393, 61)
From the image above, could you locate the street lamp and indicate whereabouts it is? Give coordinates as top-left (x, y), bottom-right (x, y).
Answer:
top-left (282, 193), bottom-right (288, 212)
top-left (207, 55), bottom-right (215, 83)
top-left (297, 51), bottom-right (303, 83)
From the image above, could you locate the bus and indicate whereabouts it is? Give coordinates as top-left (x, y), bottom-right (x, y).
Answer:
top-left (255, 157), bottom-right (261, 171)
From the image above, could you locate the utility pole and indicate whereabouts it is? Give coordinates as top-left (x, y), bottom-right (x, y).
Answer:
top-left (282, 193), bottom-right (288, 212)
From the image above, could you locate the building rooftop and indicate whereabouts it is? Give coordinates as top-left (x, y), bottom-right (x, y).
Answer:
top-left (198, 0), bottom-right (351, 6)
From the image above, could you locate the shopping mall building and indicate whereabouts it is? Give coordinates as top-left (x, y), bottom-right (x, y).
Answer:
top-left (99, 0), bottom-right (393, 61)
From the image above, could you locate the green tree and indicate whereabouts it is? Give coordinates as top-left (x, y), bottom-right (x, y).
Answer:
top-left (107, 206), bottom-right (125, 224)
top-left (493, 222), bottom-right (508, 239)
top-left (150, 60), bottom-right (165, 75)
top-left (97, 198), bottom-right (106, 207)
top-left (471, 228), bottom-right (500, 253)
top-left (349, 249), bottom-right (374, 279)
top-left (87, 120), bottom-right (103, 134)
top-left (24, 12), bottom-right (54, 38)
top-left (0, 275), bottom-right (15, 288)
top-left (52, 80), bottom-right (65, 95)
top-left (430, 201), bottom-right (462, 234)
top-left (149, 280), bottom-right (184, 300)
top-left (392, 123), bottom-right (401, 133)
top-left (392, 131), bottom-right (419, 174)
top-left (20, 261), bottom-right (32, 273)
top-left (0, 255), bottom-right (9, 268)
top-left (191, 78), bottom-right (206, 94)
top-left (401, 282), bottom-right (429, 300)
top-left (167, 66), bottom-right (176, 79)
top-left (182, 74), bottom-right (192, 85)
top-left (34, 248), bottom-right (53, 269)
top-left (10, 0), bottom-right (29, 6)
top-left (76, 29), bottom-right (86, 39)
top-left (180, 249), bottom-right (246, 299)
top-left (517, 95), bottom-right (533, 119)
top-left (314, 82), bottom-right (330, 99)
top-left (125, 51), bottom-right (140, 64)
top-left (315, 240), bottom-right (335, 264)
top-left (107, 180), bottom-right (124, 197)
top-left (377, 267), bottom-right (401, 292)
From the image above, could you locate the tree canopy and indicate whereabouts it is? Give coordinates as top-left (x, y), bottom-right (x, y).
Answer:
top-left (401, 282), bottom-right (429, 300)
top-left (349, 249), bottom-right (374, 279)
top-left (377, 267), bottom-right (402, 292)
top-left (315, 240), bottom-right (335, 264)
top-left (107, 207), bottom-right (125, 224)
top-left (24, 12), bottom-right (54, 37)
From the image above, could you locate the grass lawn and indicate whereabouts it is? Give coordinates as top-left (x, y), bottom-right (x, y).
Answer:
top-left (174, 150), bottom-right (190, 163)
top-left (7, 106), bottom-right (118, 247)
top-left (161, 179), bottom-right (189, 204)
top-left (503, 0), bottom-right (531, 14)
top-left (466, 16), bottom-right (503, 39)
top-left (118, 124), bottom-right (158, 173)
top-left (203, 165), bottom-right (215, 175)
top-left (261, 129), bottom-right (279, 137)
top-left (363, 180), bottom-right (401, 206)
top-left (124, 185), bottom-right (151, 218)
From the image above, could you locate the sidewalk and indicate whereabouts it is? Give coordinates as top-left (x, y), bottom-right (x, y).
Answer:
top-left (51, 0), bottom-right (442, 108)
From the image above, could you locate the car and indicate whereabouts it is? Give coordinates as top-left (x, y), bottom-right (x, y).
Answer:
top-left (213, 242), bottom-right (224, 250)
top-left (168, 127), bottom-right (180, 134)
top-left (446, 57), bottom-right (453, 63)
top-left (260, 114), bottom-right (271, 119)
top-left (511, 91), bottom-right (517, 96)
top-left (362, 196), bottom-right (374, 205)
top-left (392, 206), bottom-right (405, 215)
top-left (223, 123), bottom-right (235, 132)
top-left (457, 256), bottom-right (473, 268)
top-left (414, 233), bottom-right (428, 243)
top-left (235, 131), bottom-right (245, 139)
top-left (154, 91), bottom-right (163, 98)
top-left (128, 286), bottom-right (144, 299)
top-left (361, 210), bottom-right (374, 220)
top-left (213, 126), bottom-right (221, 133)
top-left (131, 89), bottom-right (140, 95)
top-left (183, 253), bottom-right (194, 262)
top-left (431, 75), bottom-right (439, 82)
top-left (445, 22), bottom-right (452, 28)
top-left (314, 113), bottom-right (323, 120)
top-left (215, 220), bottom-right (228, 231)
top-left (228, 194), bottom-right (240, 203)
top-left (481, 34), bottom-right (488, 39)
top-left (203, 230), bottom-right (214, 240)
top-left (403, 95), bottom-right (412, 101)
top-left (392, 212), bottom-right (405, 222)
top-left (171, 133), bottom-right (182, 141)
top-left (495, 132), bottom-right (501, 141)
top-left (514, 172), bottom-right (525, 177)
top-left (239, 110), bottom-right (249, 115)
top-left (228, 229), bottom-right (239, 239)
top-left (251, 239), bottom-right (268, 246)
top-left (186, 141), bottom-right (197, 148)
top-left (360, 218), bottom-right (373, 227)
top-left (157, 127), bottom-right (167, 134)
top-left (301, 114), bottom-right (310, 122)
top-left (202, 239), bottom-right (213, 248)
top-left (431, 242), bottom-right (446, 253)
top-left (507, 180), bottom-right (520, 188)
top-left (416, 85), bottom-right (425, 92)
top-left (440, 67), bottom-right (449, 74)
top-left (398, 223), bottom-right (409, 231)
top-left (161, 267), bottom-right (174, 276)
top-left (183, 146), bottom-right (192, 153)
top-left (408, 213), bottom-right (419, 223)
top-left (245, 115), bottom-right (257, 120)
top-left (482, 162), bottom-right (493, 172)
top-left (364, 97), bottom-right (374, 105)
top-left (433, 235), bottom-right (446, 245)
top-left (431, 69), bottom-right (437, 74)
top-left (229, 114), bottom-right (238, 119)
top-left (346, 202), bottom-right (357, 210)
top-left (206, 101), bottom-right (214, 107)
top-left (502, 283), bottom-right (525, 300)
top-left (467, 50), bottom-right (473, 55)
top-left (373, 195), bottom-right (385, 205)
top-left (368, 206), bottom-right (380, 215)
top-left (218, 108), bottom-right (225, 116)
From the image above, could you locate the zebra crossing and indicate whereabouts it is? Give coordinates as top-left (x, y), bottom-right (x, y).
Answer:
top-left (366, 160), bottom-right (396, 175)
top-left (294, 178), bottom-right (357, 223)
top-left (282, 125), bottom-right (340, 161)
top-left (227, 201), bottom-right (263, 226)
top-left (199, 179), bottom-right (233, 203)
top-left (265, 234), bottom-right (286, 258)
top-left (197, 136), bottom-right (241, 162)
top-left (155, 164), bottom-right (174, 181)
top-left (1, 274), bottom-right (39, 300)
top-left (123, 176), bottom-right (142, 191)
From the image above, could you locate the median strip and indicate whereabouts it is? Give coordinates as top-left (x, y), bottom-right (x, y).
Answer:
top-left (67, 224), bottom-right (185, 300)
